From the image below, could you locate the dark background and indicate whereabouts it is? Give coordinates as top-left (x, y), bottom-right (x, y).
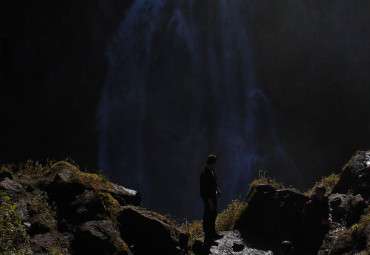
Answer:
top-left (1, 0), bottom-right (369, 218)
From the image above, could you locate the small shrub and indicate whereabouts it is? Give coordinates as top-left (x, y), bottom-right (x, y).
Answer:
top-left (17, 160), bottom-right (54, 177)
top-left (216, 198), bottom-right (247, 232)
top-left (181, 220), bottom-right (203, 248)
top-left (305, 173), bottom-right (340, 196)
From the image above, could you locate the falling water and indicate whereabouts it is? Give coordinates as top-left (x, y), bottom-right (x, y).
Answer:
top-left (97, 0), bottom-right (299, 218)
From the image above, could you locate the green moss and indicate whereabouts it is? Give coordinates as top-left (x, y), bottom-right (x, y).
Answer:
top-left (97, 192), bottom-right (121, 221)
top-left (112, 237), bottom-right (131, 255)
top-left (305, 173), bottom-right (340, 196)
top-left (49, 161), bottom-right (113, 190)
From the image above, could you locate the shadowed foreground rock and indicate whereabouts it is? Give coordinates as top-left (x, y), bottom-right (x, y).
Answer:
top-left (72, 220), bottom-right (132, 255)
top-left (118, 206), bottom-right (189, 255)
top-left (235, 184), bottom-right (309, 251)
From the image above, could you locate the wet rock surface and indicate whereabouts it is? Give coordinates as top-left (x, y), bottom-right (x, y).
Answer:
top-left (209, 231), bottom-right (272, 255)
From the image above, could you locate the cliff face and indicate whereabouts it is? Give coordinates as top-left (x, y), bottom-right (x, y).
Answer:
top-left (1, 0), bottom-right (370, 219)
top-left (245, 0), bottom-right (370, 186)
top-left (0, 0), bottom-right (133, 168)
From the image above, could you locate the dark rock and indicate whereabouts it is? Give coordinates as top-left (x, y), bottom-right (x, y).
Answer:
top-left (192, 239), bottom-right (204, 255)
top-left (0, 170), bottom-right (13, 180)
top-left (100, 183), bottom-right (141, 206)
top-left (329, 193), bottom-right (366, 227)
top-left (235, 184), bottom-right (309, 248)
top-left (72, 220), bottom-right (132, 255)
top-left (233, 240), bottom-right (245, 252)
top-left (332, 151), bottom-right (370, 201)
top-left (117, 206), bottom-right (185, 255)
top-left (70, 192), bottom-right (106, 223)
top-left (30, 232), bottom-right (71, 253)
top-left (43, 169), bottom-right (85, 215)
top-left (0, 177), bottom-right (24, 195)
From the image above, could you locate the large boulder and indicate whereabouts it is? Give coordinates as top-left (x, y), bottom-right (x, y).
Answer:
top-left (332, 151), bottom-right (370, 201)
top-left (70, 192), bottom-right (107, 223)
top-left (235, 184), bottom-right (309, 248)
top-left (329, 193), bottom-right (366, 227)
top-left (72, 220), bottom-right (132, 255)
top-left (42, 169), bottom-right (85, 213)
top-left (99, 183), bottom-right (141, 206)
top-left (0, 177), bottom-right (24, 195)
top-left (30, 232), bottom-right (71, 254)
top-left (117, 206), bottom-right (188, 255)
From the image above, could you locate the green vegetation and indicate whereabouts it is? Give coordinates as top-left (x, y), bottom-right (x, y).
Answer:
top-left (44, 246), bottom-right (70, 255)
top-left (305, 173), bottom-right (340, 196)
top-left (249, 170), bottom-right (285, 191)
top-left (216, 198), bottom-right (247, 232)
top-left (180, 198), bottom-right (247, 248)
top-left (97, 191), bottom-right (121, 222)
top-left (0, 192), bottom-right (32, 255)
top-left (27, 193), bottom-right (57, 232)
top-left (332, 206), bottom-right (370, 250)
top-left (181, 219), bottom-right (203, 248)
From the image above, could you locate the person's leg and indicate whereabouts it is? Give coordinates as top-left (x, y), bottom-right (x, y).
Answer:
top-left (203, 202), bottom-right (213, 244)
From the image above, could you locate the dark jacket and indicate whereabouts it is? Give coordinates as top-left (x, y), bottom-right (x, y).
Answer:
top-left (200, 167), bottom-right (218, 201)
top-left (302, 195), bottom-right (330, 228)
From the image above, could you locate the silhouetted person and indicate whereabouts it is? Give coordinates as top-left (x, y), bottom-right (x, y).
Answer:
top-left (302, 186), bottom-right (332, 254)
top-left (200, 154), bottom-right (223, 247)
top-left (280, 240), bottom-right (293, 255)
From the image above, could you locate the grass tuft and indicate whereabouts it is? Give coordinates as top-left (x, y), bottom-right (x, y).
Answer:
top-left (216, 198), bottom-right (247, 232)
top-left (249, 170), bottom-right (285, 191)
top-left (305, 173), bottom-right (340, 196)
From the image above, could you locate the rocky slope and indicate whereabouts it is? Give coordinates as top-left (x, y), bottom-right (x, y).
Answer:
top-left (0, 161), bottom-right (188, 255)
top-left (0, 151), bottom-right (369, 254)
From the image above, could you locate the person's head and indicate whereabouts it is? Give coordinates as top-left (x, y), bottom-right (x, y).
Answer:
top-left (206, 154), bottom-right (217, 169)
top-left (280, 240), bottom-right (293, 255)
top-left (315, 186), bottom-right (326, 202)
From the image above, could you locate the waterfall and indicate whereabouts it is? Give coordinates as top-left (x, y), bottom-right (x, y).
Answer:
top-left (97, 0), bottom-right (298, 218)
